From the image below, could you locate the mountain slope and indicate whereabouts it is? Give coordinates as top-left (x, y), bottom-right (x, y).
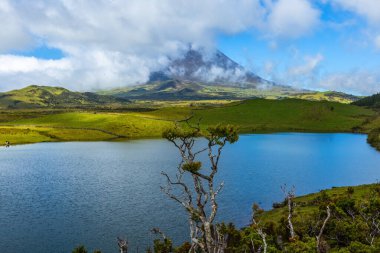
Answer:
top-left (352, 93), bottom-right (380, 108)
top-left (0, 85), bottom-right (129, 109)
top-left (101, 81), bottom-right (360, 103)
top-left (149, 48), bottom-right (268, 87)
top-left (101, 80), bottom-right (300, 100)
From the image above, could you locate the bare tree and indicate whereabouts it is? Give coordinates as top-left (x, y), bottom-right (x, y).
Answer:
top-left (359, 205), bottom-right (380, 246)
top-left (161, 123), bottom-right (238, 252)
top-left (251, 203), bottom-right (267, 253)
top-left (316, 206), bottom-right (331, 253)
top-left (117, 237), bottom-right (128, 253)
top-left (281, 185), bottom-right (296, 241)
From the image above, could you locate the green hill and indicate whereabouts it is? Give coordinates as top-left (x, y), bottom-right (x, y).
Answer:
top-left (211, 183), bottom-right (380, 252)
top-left (352, 93), bottom-right (380, 108)
top-left (99, 80), bottom-right (359, 103)
top-left (190, 99), bottom-right (373, 133)
top-left (98, 80), bottom-right (275, 100)
top-left (352, 93), bottom-right (380, 151)
top-left (0, 85), bottom-right (129, 109)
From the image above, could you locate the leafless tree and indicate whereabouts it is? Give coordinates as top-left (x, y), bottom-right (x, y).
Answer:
top-left (161, 123), bottom-right (238, 253)
top-left (117, 237), bottom-right (128, 253)
top-left (281, 185), bottom-right (296, 241)
top-left (251, 203), bottom-right (267, 253)
top-left (316, 206), bottom-right (331, 253)
top-left (359, 205), bottom-right (380, 246)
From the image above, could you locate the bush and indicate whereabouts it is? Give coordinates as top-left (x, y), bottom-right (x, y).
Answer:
top-left (72, 246), bottom-right (87, 253)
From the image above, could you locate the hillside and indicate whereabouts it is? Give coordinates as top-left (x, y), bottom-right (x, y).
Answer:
top-left (190, 99), bottom-right (373, 132)
top-left (0, 85), bottom-right (129, 109)
top-left (220, 183), bottom-right (380, 252)
top-left (352, 93), bottom-right (380, 151)
top-left (100, 80), bottom-right (300, 100)
top-left (100, 81), bottom-right (359, 103)
top-left (352, 93), bottom-right (380, 108)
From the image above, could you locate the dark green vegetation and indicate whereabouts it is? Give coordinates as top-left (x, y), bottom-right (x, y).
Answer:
top-left (72, 245), bottom-right (101, 253)
top-left (351, 94), bottom-right (380, 151)
top-left (151, 184), bottom-right (380, 253)
top-left (367, 128), bottom-right (380, 151)
top-left (352, 93), bottom-right (380, 108)
top-left (0, 85), bottom-right (129, 109)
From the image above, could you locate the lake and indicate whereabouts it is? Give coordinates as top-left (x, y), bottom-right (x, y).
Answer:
top-left (1, 133), bottom-right (380, 253)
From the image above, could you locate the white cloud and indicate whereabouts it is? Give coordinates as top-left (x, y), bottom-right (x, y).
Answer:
top-left (319, 71), bottom-right (380, 95)
top-left (277, 53), bottom-right (324, 88)
top-left (334, 0), bottom-right (380, 25)
top-left (0, 55), bottom-right (71, 73)
top-left (265, 0), bottom-right (320, 38)
top-left (333, 0), bottom-right (380, 51)
top-left (288, 53), bottom-right (324, 76)
top-left (0, 0), bottom-right (324, 91)
top-left (0, 0), bottom-right (31, 52)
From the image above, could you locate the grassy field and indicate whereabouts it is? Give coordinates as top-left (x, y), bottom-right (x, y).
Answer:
top-left (190, 99), bottom-right (374, 133)
top-left (0, 99), bottom-right (375, 146)
top-left (260, 184), bottom-right (376, 223)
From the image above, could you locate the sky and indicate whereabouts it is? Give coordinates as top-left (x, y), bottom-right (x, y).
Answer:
top-left (0, 0), bottom-right (379, 95)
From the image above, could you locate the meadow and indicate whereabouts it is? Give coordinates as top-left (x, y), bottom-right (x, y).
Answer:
top-left (0, 98), bottom-right (376, 146)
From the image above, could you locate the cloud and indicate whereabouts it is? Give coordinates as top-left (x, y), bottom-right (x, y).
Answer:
top-left (0, 55), bottom-right (71, 73)
top-left (319, 71), bottom-right (380, 95)
top-left (333, 0), bottom-right (380, 50)
top-left (288, 54), bottom-right (324, 76)
top-left (334, 0), bottom-right (380, 25)
top-left (0, 1), bottom-right (31, 52)
top-left (0, 0), bottom-right (324, 91)
top-left (281, 53), bottom-right (324, 88)
top-left (265, 0), bottom-right (321, 38)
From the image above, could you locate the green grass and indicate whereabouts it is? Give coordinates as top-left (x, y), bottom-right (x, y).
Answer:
top-left (7, 111), bottom-right (177, 138)
top-left (260, 184), bottom-right (376, 224)
top-left (0, 98), bottom-right (375, 145)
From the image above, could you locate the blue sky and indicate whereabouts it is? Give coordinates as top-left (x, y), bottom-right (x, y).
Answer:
top-left (0, 0), bottom-right (379, 95)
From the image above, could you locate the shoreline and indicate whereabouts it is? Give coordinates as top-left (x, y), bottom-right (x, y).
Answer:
top-left (0, 130), bottom-right (372, 147)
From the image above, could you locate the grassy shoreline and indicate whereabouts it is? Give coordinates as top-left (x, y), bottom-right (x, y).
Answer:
top-left (0, 98), bottom-right (378, 146)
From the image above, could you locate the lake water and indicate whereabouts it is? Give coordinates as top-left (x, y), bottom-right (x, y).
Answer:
top-left (1, 133), bottom-right (380, 253)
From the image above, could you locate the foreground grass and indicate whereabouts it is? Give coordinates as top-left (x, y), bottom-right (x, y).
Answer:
top-left (0, 99), bottom-right (375, 145)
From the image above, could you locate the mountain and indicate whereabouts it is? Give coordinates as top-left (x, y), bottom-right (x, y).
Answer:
top-left (148, 48), bottom-right (269, 87)
top-left (103, 48), bottom-right (304, 100)
top-left (100, 48), bottom-right (359, 102)
top-left (0, 85), bottom-right (129, 109)
top-left (352, 93), bottom-right (380, 108)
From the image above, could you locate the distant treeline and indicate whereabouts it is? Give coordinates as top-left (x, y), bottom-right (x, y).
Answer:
top-left (352, 93), bottom-right (380, 108)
